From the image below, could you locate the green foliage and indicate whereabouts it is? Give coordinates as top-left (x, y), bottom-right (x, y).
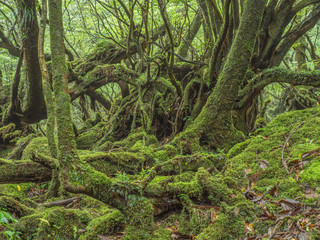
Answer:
top-left (0, 208), bottom-right (21, 240)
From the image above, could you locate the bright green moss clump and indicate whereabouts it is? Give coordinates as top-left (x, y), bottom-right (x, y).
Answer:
top-left (299, 161), bottom-right (320, 188)
top-left (0, 196), bottom-right (36, 217)
top-left (14, 213), bottom-right (43, 239)
top-left (225, 107), bottom-right (320, 199)
top-left (123, 198), bottom-right (154, 240)
top-left (22, 137), bottom-right (49, 160)
top-left (36, 207), bottom-right (92, 240)
top-left (80, 209), bottom-right (124, 240)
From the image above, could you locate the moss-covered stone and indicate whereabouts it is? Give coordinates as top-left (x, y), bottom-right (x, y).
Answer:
top-left (123, 198), bottom-right (154, 240)
top-left (79, 209), bottom-right (124, 240)
top-left (154, 150), bottom-right (169, 163)
top-left (36, 207), bottom-right (92, 240)
top-left (14, 212), bottom-right (43, 239)
top-left (163, 144), bottom-right (178, 158)
top-left (0, 196), bottom-right (36, 218)
top-left (225, 107), bottom-right (320, 199)
top-left (22, 137), bottom-right (49, 160)
top-left (197, 199), bottom-right (261, 240)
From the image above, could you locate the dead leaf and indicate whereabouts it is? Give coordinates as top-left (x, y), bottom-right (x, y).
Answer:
top-left (245, 168), bottom-right (251, 175)
top-left (210, 211), bottom-right (218, 222)
top-left (244, 221), bottom-right (253, 233)
top-left (259, 160), bottom-right (269, 170)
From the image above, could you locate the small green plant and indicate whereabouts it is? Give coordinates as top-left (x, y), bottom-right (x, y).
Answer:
top-left (115, 171), bottom-right (130, 182)
top-left (0, 208), bottom-right (21, 240)
top-left (138, 167), bottom-right (150, 179)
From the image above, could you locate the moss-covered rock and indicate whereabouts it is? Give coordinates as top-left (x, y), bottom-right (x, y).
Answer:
top-left (22, 137), bottom-right (49, 160)
top-left (225, 107), bottom-right (320, 199)
top-left (197, 199), bottom-right (261, 240)
top-left (79, 209), bottom-right (124, 240)
top-left (0, 183), bottom-right (37, 199)
top-left (123, 198), bottom-right (154, 240)
top-left (36, 207), bottom-right (92, 240)
top-left (14, 212), bottom-right (43, 239)
top-left (162, 144), bottom-right (178, 158)
top-left (0, 196), bottom-right (36, 218)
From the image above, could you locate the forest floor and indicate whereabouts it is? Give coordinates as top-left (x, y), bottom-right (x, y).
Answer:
top-left (1, 107), bottom-right (320, 239)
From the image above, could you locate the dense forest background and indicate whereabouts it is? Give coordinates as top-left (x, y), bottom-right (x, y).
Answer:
top-left (0, 0), bottom-right (320, 239)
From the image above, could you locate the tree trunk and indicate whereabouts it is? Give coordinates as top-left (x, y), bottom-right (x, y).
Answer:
top-left (176, 9), bottom-right (203, 59)
top-left (39, 0), bottom-right (59, 197)
top-left (48, 0), bottom-right (79, 194)
top-left (175, 0), bottom-right (267, 150)
top-left (17, 0), bottom-right (47, 124)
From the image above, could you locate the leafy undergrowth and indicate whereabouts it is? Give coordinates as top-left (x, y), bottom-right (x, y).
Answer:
top-left (1, 107), bottom-right (320, 239)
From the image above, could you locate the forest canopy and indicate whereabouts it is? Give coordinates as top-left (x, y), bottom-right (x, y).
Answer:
top-left (0, 0), bottom-right (320, 239)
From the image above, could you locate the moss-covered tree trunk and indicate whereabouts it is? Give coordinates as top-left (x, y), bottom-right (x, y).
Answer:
top-left (17, 0), bottom-right (47, 124)
top-left (48, 0), bottom-right (79, 193)
top-left (39, 0), bottom-right (59, 197)
top-left (176, 0), bottom-right (267, 150)
top-left (176, 9), bottom-right (203, 59)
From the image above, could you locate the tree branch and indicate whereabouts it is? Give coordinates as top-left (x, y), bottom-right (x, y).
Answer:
top-left (236, 67), bottom-right (320, 109)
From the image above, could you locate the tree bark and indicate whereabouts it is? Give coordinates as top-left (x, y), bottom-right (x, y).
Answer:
top-left (176, 9), bottom-right (203, 59)
top-left (176, 0), bottom-right (267, 150)
top-left (17, 0), bottom-right (47, 124)
top-left (48, 0), bottom-right (79, 195)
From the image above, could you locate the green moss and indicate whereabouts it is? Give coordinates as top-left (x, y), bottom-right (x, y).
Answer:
top-left (0, 123), bottom-right (15, 137)
top-left (80, 151), bottom-right (149, 174)
top-left (197, 212), bottom-right (244, 240)
top-left (22, 137), bottom-right (49, 160)
top-left (0, 183), bottom-right (36, 199)
top-left (197, 200), bottom-right (260, 240)
top-left (145, 135), bottom-right (158, 146)
top-left (310, 229), bottom-right (320, 240)
top-left (196, 168), bottom-right (232, 205)
top-left (80, 209), bottom-right (124, 240)
top-left (115, 131), bottom-right (147, 148)
top-left (146, 171), bottom-right (202, 199)
top-left (96, 141), bottom-right (114, 152)
top-left (158, 153), bottom-right (218, 175)
top-left (163, 144), bottom-right (178, 158)
top-left (123, 198), bottom-right (154, 240)
top-left (154, 150), bottom-right (169, 163)
top-left (0, 123), bottom-right (22, 143)
top-left (152, 228), bottom-right (171, 240)
top-left (14, 213), bottom-right (43, 239)
top-left (131, 141), bottom-right (155, 163)
top-left (227, 139), bottom-right (251, 158)
top-left (0, 196), bottom-right (36, 217)
top-left (299, 161), bottom-right (320, 188)
top-left (76, 131), bottom-right (98, 150)
top-left (171, 128), bottom-right (203, 154)
top-left (36, 207), bottom-right (92, 240)
top-left (224, 107), bottom-right (320, 199)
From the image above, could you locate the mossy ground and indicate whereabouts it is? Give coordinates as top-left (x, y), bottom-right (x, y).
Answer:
top-left (1, 107), bottom-right (320, 239)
